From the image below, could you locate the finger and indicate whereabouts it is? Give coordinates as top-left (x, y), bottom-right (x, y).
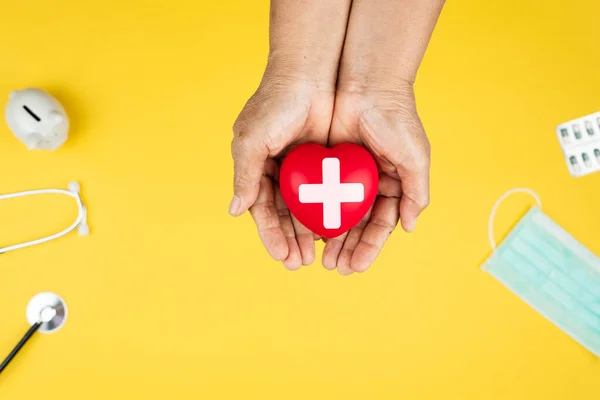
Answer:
top-left (291, 215), bottom-right (316, 266)
top-left (351, 196), bottom-right (400, 273)
top-left (336, 210), bottom-right (371, 276)
top-left (378, 174), bottom-right (402, 197)
top-left (322, 232), bottom-right (348, 271)
top-left (274, 186), bottom-right (303, 271)
top-left (263, 158), bottom-right (279, 179)
top-left (397, 160), bottom-right (430, 232)
top-left (249, 175), bottom-right (289, 262)
top-left (230, 130), bottom-right (269, 216)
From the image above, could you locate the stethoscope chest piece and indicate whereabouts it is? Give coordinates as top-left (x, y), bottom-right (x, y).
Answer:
top-left (26, 292), bottom-right (68, 334)
top-left (1, 292), bottom-right (68, 375)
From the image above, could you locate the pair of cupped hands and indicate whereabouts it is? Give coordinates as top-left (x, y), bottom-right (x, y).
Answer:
top-left (229, 63), bottom-right (431, 275)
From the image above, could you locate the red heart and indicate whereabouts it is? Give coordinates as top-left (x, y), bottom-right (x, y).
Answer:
top-left (280, 143), bottom-right (379, 239)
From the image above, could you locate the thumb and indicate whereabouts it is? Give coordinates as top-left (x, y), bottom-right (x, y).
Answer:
top-left (359, 106), bottom-right (431, 232)
top-left (230, 133), bottom-right (268, 216)
top-left (397, 161), bottom-right (430, 232)
top-left (399, 194), bottom-right (427, 233)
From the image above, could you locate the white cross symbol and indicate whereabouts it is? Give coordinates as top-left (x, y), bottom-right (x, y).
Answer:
top-left (299, 157), bottom-right (365, 229)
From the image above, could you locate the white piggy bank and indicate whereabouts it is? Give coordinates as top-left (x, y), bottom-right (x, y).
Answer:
top-left (5, 88), bottom-right (69, 150)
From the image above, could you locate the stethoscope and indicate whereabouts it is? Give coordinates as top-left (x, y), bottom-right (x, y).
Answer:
top-left (0, 292), bottom-right (68, 375)
top-left (0, 181), bottom-right (89, 254)
top-left (0, 182), bottom-right (85, 375)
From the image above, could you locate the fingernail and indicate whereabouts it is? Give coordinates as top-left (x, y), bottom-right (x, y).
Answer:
top-left (228, 195), bottom-right (241, 216)
top-left (405, 218), bottom-right (417, 233)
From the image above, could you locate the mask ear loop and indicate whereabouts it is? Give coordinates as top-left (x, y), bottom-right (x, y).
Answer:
top-left (0, 182), bottom-right (89, 255)
top-left (488, 188), bottom-right (542, 252)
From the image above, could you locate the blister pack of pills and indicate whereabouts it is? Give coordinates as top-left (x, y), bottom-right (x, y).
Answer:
top-left (556, 112), bottom-right (600, 177)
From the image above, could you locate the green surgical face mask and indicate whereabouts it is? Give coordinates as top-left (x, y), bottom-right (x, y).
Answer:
top-left (482, 188), bottom-right (600, 356)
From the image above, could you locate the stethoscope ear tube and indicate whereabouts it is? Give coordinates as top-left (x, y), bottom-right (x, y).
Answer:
top-left (0, 181), bottom-right (89, 255)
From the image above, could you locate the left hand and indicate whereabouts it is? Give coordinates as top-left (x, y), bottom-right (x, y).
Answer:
top-left (323, 83), bottom-right (431, 275)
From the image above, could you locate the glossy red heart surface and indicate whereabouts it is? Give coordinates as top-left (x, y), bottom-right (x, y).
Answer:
top-left (279, 143), bottom-right (379, 239)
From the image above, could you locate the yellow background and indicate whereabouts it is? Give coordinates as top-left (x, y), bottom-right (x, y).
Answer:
top-left (0, 0), bottom-right (599, 398)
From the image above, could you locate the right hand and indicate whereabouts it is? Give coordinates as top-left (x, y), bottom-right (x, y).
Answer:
top-left (230, 74), bottom-right (334, 270)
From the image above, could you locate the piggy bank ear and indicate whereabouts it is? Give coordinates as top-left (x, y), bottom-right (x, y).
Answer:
top-left (9, 91), bottom-right (18, 100)
top-left (50, 111), bottom-right (64, 124)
